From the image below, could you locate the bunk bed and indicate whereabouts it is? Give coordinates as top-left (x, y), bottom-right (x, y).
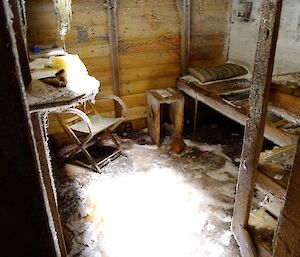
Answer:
top-left (176, 63), bottom-right (300, 256)
top-left (177, 70), bottom-right (300, 147)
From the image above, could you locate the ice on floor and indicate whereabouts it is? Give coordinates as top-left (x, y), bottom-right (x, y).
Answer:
top-left (56, 140), bottom-right (241, 257)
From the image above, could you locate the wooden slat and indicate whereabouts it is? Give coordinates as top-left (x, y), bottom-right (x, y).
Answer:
top-left (107, 0), bottom-right (122, 116)
top-left (11, 0), bottom-right (31, 87)
top-left (177, 78), bottom-right (297, 146)
top-left (231, 1), bottom-right (283, 257)
top-left (0, 1), bottom-right (60, 255)
top-left (121, 76), bottom-right (177, 95)
top-left (26, 0), bottom-right (230, 131)
top-left (189, 0), bottom-right (229, 65)
top-left (248, 208), bottom-right (277, 257)
top-left (269, 88), bottom-right (300, 117)
top-left (177, 0), bottom-right (190, 76)
top-left (273, 139), bottom-right (300, 257)
top-left (31, 113), bottom-right (67, 256)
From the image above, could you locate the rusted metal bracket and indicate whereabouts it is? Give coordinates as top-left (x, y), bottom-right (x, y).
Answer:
top-left (231, 0), bottom-right (283, 256)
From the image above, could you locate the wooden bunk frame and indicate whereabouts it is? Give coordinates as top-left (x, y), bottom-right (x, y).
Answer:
top-left (176, 0), bottom-right (300, 256)
top-left (229, 0), bottom-right (300, 256)
top-left (177, 76), bottom-right (299, 146)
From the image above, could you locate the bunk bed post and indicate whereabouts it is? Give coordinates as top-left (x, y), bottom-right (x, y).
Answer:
top-left (273, 138), bottom-right (300, 257)
top-left (231, 0), bottom-right (283, 256)
top-left (177, 0), bottom-right (190, 76)
top-left (107, 0), bottom-right (122, 117)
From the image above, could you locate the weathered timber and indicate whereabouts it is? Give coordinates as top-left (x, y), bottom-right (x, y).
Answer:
top-left (248, 208), bottom-right (277, 257)
top-left (26, 0), bottom-right (230, 132)
top-left (189, 0), bottom-right (229, 66)
top-left (0, 0), bottom-right (59, 256)
top-left (273, 138), bottom-right (300, 257)
top-left (177, 0), bottom-right (190, 76)
top-left (107, 0), bottom-right (122, 117)
top-left (147, 88), bottom-right (184, 145)
top-left (10, 0), bottom-right (31, 87)
top-left (231, 0), bottom-right (283, 257)
top-left (177, 77), bottom-right (297, 146)
top-left (256, 145), bottom-right (296, 203)
top-left (269, 88), bottom-right (300, 117)
top-left (31, 113), bottom-right (67, 256)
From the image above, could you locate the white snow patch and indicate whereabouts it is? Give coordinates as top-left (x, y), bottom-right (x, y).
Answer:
top-left (57, 142), bottom-right (240, 257)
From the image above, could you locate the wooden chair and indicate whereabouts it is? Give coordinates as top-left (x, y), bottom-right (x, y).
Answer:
top-left (56, 95), bottom-right (127, 172)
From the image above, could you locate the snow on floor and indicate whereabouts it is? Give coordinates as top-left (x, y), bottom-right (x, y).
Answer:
top-left (56, 140), bottom-right (241, 257)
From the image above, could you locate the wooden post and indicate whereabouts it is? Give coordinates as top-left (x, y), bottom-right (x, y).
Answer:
top-left (273, 138), bottom-right (300, 257)
top-left (177, 0), bottom-right (190, 76)
top-left (0, 0), bottom-right (60, 256)
top-left (231, 0), bottom-right (283, 256)
top-left (107, 0), bottom-right (122, 117)
top-left (11, 0), bottom-right (31, 87)
top-left (147, 92), bottom-right (161, 145)
top-left (31, 112), bottom-right (67, 257)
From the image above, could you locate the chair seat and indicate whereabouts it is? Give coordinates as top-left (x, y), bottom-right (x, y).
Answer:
top-left (70, 115), bottom-right (122, 134)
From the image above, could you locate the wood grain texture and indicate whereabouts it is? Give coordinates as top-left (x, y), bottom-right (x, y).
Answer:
top-left (273, 139), bottom-right (300, 257)
top-left (177, 78), bottom-right (297, 146)
top-left (190, 0), bottom-right (230, 66)
top-left (231, 1), bottom-right (283, 257)
top-left (26, 0), bottom-right (230, 134)
top-left (0, 1), bottom-right (59, 255)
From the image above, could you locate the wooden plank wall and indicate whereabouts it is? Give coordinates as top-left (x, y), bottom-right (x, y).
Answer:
top-left (190, 0), bottom-right (230, 67)
top-left (26, 0), bottom-right (230, 136)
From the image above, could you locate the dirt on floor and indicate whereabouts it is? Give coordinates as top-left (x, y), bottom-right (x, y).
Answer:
top-left (51, 107), bottom-right (277, 257)
top-left (53, 128), bottom-right (242, 257)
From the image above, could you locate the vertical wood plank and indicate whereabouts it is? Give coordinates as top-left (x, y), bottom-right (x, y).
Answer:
top-left (231, 0), bottom-right (283, 256)
top-left (107, 0), bottom-right (122, 117)
top-left (170, 96), bottom-right (184, 139)
top-left (273, 138), bottom-right (300, 257)
top-left (147, 92), bottom-right (161, 145)
top-left (11, 0), bottom-right (31, 87)
top-left (178, 0), bottom-right (190, 76)
top-left (31, 113), bottom-right (67, 257)
top-left (0, 1), bottom-right (59, 256)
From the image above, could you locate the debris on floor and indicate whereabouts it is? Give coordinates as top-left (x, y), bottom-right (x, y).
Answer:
top-left (55, 137), bottom-right (242, 257)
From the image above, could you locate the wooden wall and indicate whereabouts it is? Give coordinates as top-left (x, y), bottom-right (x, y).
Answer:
top-left (26, 0), bottom-right (230, 136)
top-left (190, 0), bottom-right (230, 67)
top-left (229, 0), bottom-right (300, 74)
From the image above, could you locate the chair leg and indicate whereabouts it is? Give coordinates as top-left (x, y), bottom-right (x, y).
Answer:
top-left (56, 113), bottom-right (102, 172)
top-left (80, 147), bottom-right (102, 173)
top-left (105, 129), bottom-right (119, 148)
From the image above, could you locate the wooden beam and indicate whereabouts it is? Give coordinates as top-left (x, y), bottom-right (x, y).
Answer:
top-left (31, 113), bottom-right (67, 257)
top-left (177, 0), bottom-right (190, 76)
top-left (273, 138), bottom-right (300, 257)
top-left (231, 0), bottom-right (283, 257)
top-left (0, 0), bottom-right (60, 256)
top-left (11, 0), bottom-right (31, 87)
top-left (107, 0), bottom-right (122, 117)
top-left (177, 78), bottom-right (297, 146)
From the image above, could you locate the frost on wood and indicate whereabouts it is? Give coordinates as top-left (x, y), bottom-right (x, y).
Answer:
top-left (53, 0), bottom-right (72, 40)
top-left (56, 142), bottom-right (241, 257)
